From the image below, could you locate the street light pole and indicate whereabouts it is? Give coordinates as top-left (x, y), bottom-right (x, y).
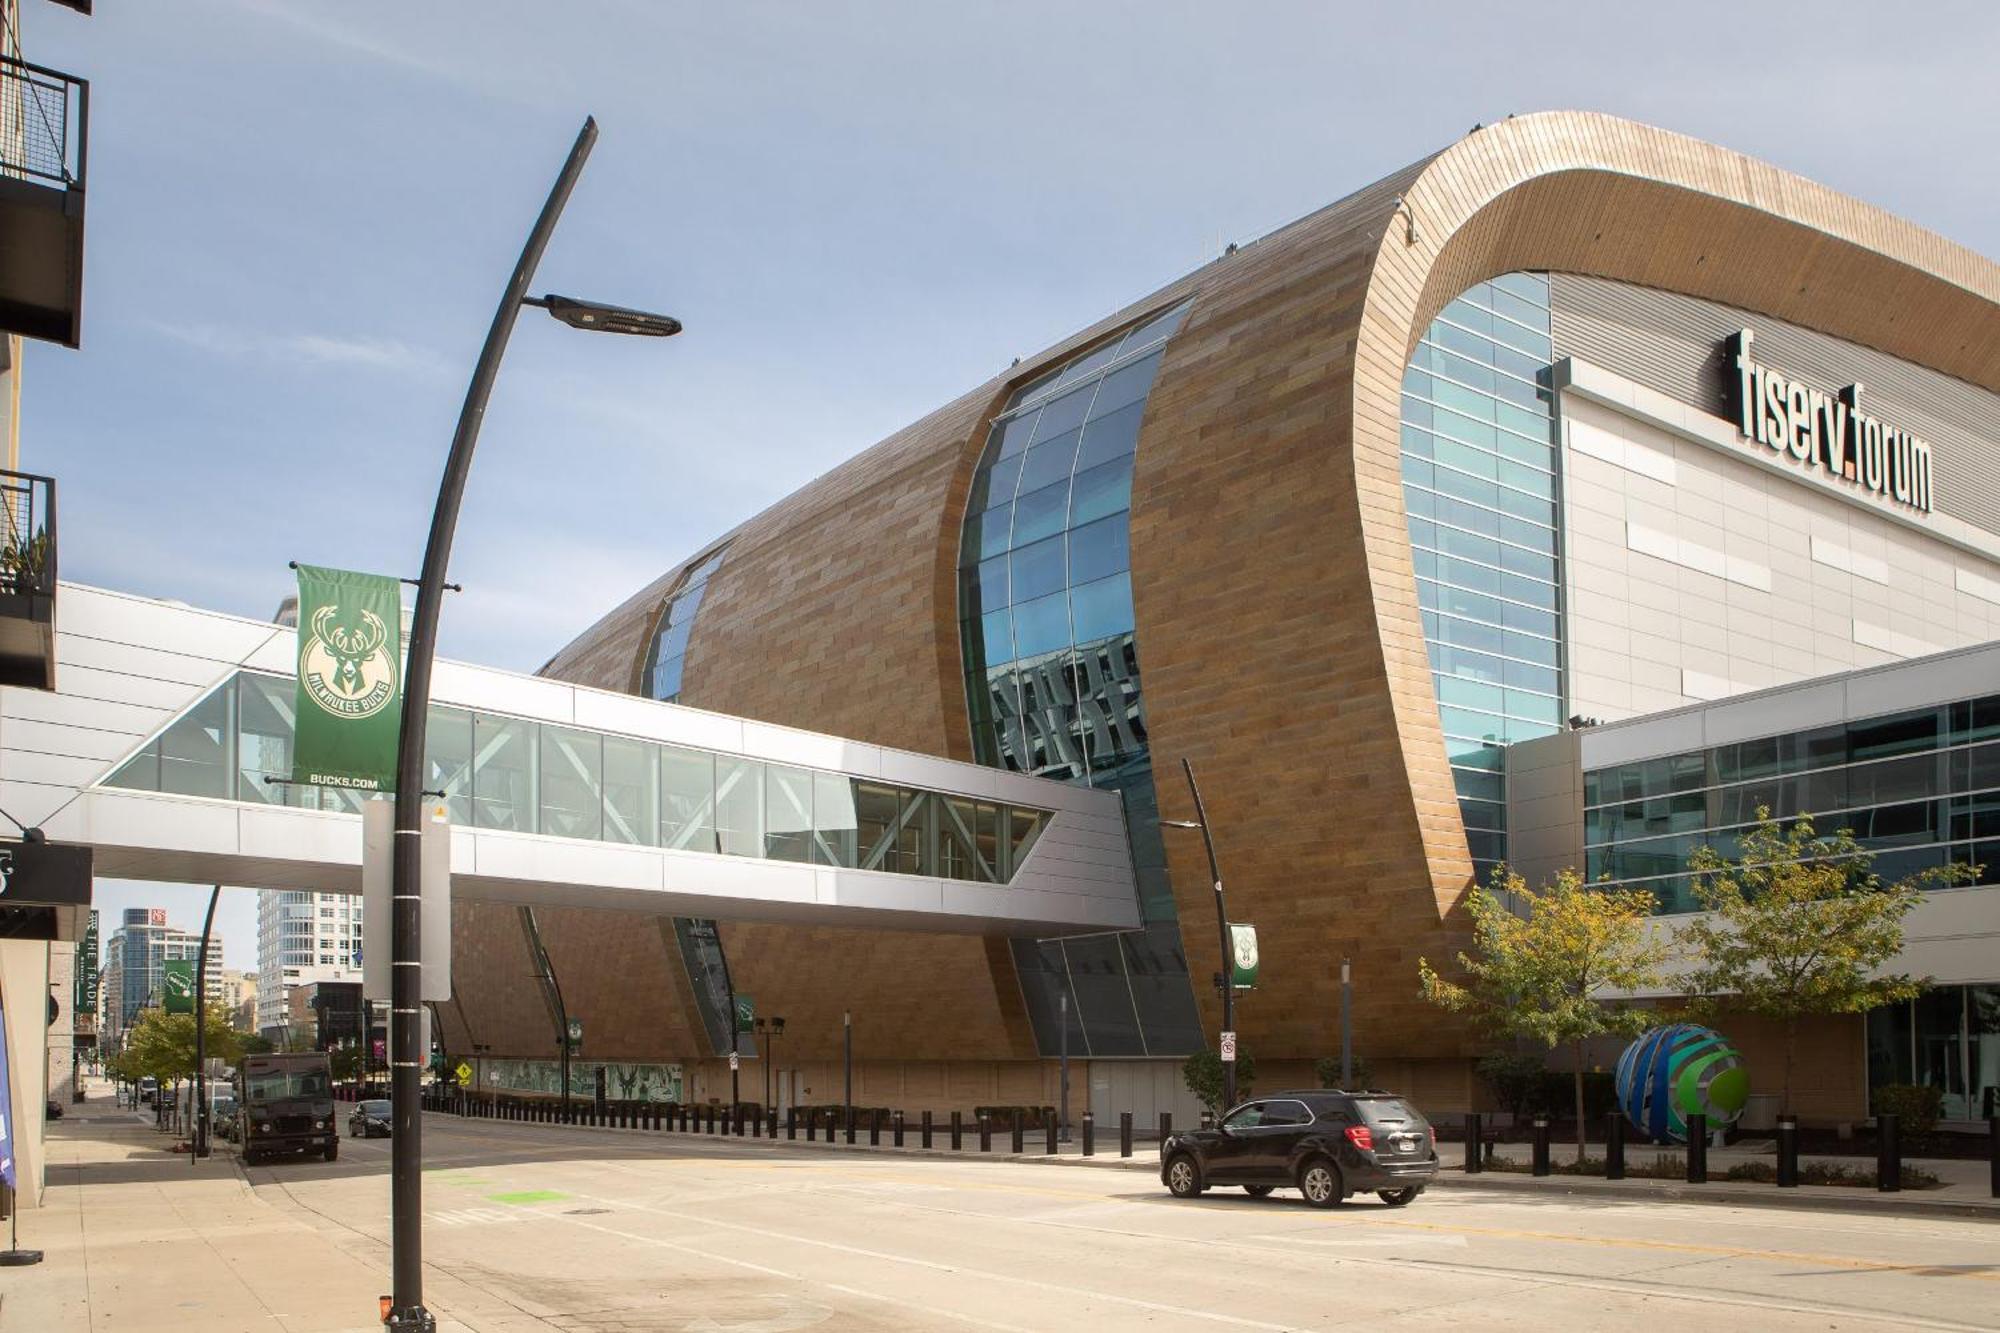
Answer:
top-left (843, 1010), bottom-right (853, 1141)
top-left (192, 882), bottom-right (220, 1163)
top-left (382, 116), bottom-right (679, 1333)
top-left (1163, 757), bottom-right (1235, 1110)
top-left (1340, 957), bottom-right (1352, 1087)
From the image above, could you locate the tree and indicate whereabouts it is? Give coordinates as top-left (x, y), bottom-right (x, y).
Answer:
top-left (120, 1008), bottom-right (245, 1087)
top-left (1678, 810), bottom-right (1974, 1114)
top-left (1419, 867), bottom-right (1668, 1159)
top-left (1312, 1055), bottom-right (1372, 1090)
top-left (1182, 1049), bottom-right (1256, 1114)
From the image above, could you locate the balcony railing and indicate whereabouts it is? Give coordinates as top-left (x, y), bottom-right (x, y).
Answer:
top-left (0, 56), bottom-right (87, 347)
top-left (0, 469), bottom-right (56, 688)
top-left (0, 56), bottom-right (87, 190)
top-left (0, 470), bottom-right (55, 599)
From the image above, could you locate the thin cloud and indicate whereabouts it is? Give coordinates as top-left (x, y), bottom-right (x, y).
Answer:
top-left (145, 320), bottom-right (449, 379)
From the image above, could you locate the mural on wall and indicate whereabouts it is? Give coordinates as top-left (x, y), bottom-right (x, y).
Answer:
top-left (1614, 1023), bottom-right (1748, 1142)
top-left (479, 1058), bottom-right (684, 1103)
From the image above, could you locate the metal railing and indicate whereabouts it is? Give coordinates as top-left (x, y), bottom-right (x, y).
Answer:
top-left (0, 470), bottom-right (55, 600)
top-left (0, 55), bottom-right (86, 189)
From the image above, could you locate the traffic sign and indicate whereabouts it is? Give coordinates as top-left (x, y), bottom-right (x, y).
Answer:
top-left (728, 1052), bottom-right (740, 1072)
top-left (1219, 1031), bottom-right (1237, 1063)
top-left (454, 1061), bottom-right (473, 1088)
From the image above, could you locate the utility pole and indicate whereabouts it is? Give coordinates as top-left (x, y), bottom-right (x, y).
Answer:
top-left (1058, 992), bottom-right (1070, 1143)
top-left (843, 1010), bottom-right (853, 1142)
top-left (191, 884), bottom-right (220, 1162)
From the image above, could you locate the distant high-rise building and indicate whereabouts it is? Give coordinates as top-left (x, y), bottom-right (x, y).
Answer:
top-left (101, 907), bottom-right (225, 1047)
top-left (256, 891), bottom-right (360, 1038)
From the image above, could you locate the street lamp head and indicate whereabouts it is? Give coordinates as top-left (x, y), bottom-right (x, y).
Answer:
top-left (526, 293), bottom-right (682, 337)
top-left (770, 1017), bottom-right (786, 1035)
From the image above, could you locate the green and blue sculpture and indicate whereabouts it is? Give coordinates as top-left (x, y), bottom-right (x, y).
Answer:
top-left (1614, 1023), bottom-right (1749, 1142)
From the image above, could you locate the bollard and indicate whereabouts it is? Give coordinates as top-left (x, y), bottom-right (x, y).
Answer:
top-left (1686, 1114), bottom-right (1708, 1183)
top-left (1200, 1110), bottom-right (1215, 1131)
top-left (845, 1107), bottom-right (856, 1146)
top-left (922, 1110), bottom-right (933, 1150)
top-left (735, 1104), bottom-right (745, 1138)
top-left (1082, 1111), bottom-right (1095, 1157)
top-left (1464, 1112), bottom-right (1483, 1174)
top-left (1159, 1112), bottom-right (1172, 1145)
top-left (980, 1112), bottom-right (993, 1153)
top-left (871, 1108), bottom-right (882, 1147)
top-left (1046, 1109), bottom-right (1058, 1155)
top-left (1011, 1117), bottom-right (1024, 1154)
top-left (787, 1107), bottom-right (797, 1140)
top-left (751, 1105), bottom-right (762, 1138)
top-left (1531, 1114), bottom-right (1550, 1176)
top-left (893, 1110), bottom-right (905, 1148)
top-left (1119, 1111), bottom-right (1132, 1158)
top-left (1605, 1112), bottom-right (1626, 1181)
top-left (1878, 1111), bottom-right (1901, 1193)
top-left (1775, 1114), bottom-right (1799, 1187)
top-left (952, 1111), bottom-right (963, 1151)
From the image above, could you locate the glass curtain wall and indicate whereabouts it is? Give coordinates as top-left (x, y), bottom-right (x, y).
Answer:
top-left (1397, 272), bottom-right (1562, 881)
top-left (1583, 693), bottom-right (2000, 913)
top-left (957, 299), bottom-right (1205, 1058)
top-left (1867, 985), bottom-right (2000, 1122)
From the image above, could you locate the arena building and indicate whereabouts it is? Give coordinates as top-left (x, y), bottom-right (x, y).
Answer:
top-left (438, 110), bottom-right (2000, 1125)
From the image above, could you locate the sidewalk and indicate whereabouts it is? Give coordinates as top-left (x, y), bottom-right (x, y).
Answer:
top-left (0, 1090), bottom-right (437, 1333)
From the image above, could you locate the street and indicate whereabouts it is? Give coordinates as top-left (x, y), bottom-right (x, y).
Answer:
top-left (221, 1113), bottom-right (2000, 1331)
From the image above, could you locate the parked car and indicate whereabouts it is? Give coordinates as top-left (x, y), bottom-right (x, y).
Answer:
top-left (348, 1099), bottom-right (392, 1139)
top-left (1160, 1090), bottom-right (1439, 1208)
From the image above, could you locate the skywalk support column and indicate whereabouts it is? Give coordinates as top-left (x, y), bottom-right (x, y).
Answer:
top-left (384, 118), bottom-right (599, 1333)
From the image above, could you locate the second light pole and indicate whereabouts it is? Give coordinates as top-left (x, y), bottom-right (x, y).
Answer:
top-left (1162, 757), bottom-right (1236, 1109)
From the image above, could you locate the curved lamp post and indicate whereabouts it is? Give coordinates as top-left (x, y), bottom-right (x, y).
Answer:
top-left (1162, 757), bottom-right (1235, 1111)
top-left (384, 116), bottom-right (679, 1333)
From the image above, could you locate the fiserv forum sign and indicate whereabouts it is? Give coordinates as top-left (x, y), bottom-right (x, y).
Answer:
top-left (1724, 329), bottom-right (1933, 514)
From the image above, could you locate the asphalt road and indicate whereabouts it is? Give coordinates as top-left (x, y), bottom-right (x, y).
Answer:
top-left (239, 1113), bottom-right (2000, 1332)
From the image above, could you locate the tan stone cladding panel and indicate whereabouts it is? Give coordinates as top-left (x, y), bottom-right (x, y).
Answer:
top-left (438, 900), bottom-right (562, 1062)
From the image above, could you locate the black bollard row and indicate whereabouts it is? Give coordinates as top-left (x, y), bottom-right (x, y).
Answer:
top-left (980, 1113), bottom-right (993, 1153)
top-left (1776, 1114), bottom-right (1798, 1187)
top-left (1011, 1117), bottom-right (1024, 1154)
top-left (1605, 1111), bottom-right (1626, 1181)
top-left (871, 1108), bottom-right (883, 1147)
top-left (922, 1110), bottom-right (933, 1150)
top-left (1119, 1111), bottom-right (1132, 1158)
top-left (1082, 1111), bottom-right (1094, 1157)
top-left (893, 1110), bottom-right (905, 1148)
top-left (1686, 1113), bottom-right (1708, 1183)
top-left (1530, 1114), bottom-right (1550, 1177)
top-left (952, 1111), bottom-right (963, 1151)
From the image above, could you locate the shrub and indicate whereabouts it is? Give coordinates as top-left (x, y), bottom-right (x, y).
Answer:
top-left (1312, 1055), bottom-right (1373, 1089)
top-left (1871, 1083), bottom-right (1944, 1135)
top-left (1182, 1050), bottom-right (1256, 1112)
top-left (1724, 1161), bottom-right (1776, 1182)
top-left (1475, 1052), bottom-right (1554, 1119)
top-left (971, 1105), bottom-right (1054, 1128)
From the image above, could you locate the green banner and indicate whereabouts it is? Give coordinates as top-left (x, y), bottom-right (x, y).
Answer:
top-left (292, 564), bottom-right (403, 793)
top-left (1228, 922), bottom-right (1259, 990)
top-left (162, 959), bottom-right (194, 1014)
top-left (733, 992), bottom-right (754, 1034)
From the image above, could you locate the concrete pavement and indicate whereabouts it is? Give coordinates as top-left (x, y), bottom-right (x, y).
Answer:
top-left (6, 1092), bottom-right (2000, 1330)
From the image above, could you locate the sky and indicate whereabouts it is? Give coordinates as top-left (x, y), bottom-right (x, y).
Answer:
top-left (30, 0), bottom-right (2000, 977)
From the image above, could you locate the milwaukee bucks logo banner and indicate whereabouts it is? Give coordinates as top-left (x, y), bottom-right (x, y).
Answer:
top-left (292, 564), bottom-right (403, 793)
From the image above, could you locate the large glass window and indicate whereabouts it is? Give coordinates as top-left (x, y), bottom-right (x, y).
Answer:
top-left (1399, 273), bottom-right (1558, 881)
top-left (1584, 693), bottom-right (2000, 913)
top-left (641, 546), bottom-right (728, 705)
top-left (957, 300), bottom-right (1203, 1058)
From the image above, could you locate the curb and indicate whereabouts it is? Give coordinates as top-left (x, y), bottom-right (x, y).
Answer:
top-left (1429, 1169), bottom-right (2000, 1222)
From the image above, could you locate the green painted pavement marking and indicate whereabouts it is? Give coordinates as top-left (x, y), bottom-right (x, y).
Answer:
top-left (488, 1190), bottom-right (569, 1205)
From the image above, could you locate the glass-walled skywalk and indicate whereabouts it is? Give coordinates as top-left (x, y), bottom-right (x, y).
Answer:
top-left (102, 670), bottom-right (1055, 887)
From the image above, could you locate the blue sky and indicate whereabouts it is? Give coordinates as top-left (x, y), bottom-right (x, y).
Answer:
top-left (32, 0), bottom-right (1999, 975)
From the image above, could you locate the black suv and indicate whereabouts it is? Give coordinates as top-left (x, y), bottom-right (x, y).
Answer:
top-left (1160, 1090), bottom-right (1438, 1207)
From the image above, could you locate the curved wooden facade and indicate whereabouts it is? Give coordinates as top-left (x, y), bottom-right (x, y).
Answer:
top-left (446, 111), bottom-right (2000, 1104)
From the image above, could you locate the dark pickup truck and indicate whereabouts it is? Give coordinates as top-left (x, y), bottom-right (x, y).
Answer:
top-left (235, 1053), bottom-right (338, 1164)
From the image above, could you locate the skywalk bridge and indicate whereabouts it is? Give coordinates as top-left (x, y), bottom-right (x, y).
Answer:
top-left (2, 584), bottom-right (1140, 935)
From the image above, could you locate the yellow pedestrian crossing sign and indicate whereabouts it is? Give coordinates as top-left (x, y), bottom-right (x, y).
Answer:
top-left (454, 1061), bottom-right (473, 1088)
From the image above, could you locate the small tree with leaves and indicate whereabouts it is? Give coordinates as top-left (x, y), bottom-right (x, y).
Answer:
top-left (1420, 867), bottom-right (1668, 1159)
top-left (120, 1008), bottom-right (244, 1087)
top-left (1182, 1049), bottom-right (1256, 1114)
top-left (1679, 810), bottom-right (1974, 1115)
